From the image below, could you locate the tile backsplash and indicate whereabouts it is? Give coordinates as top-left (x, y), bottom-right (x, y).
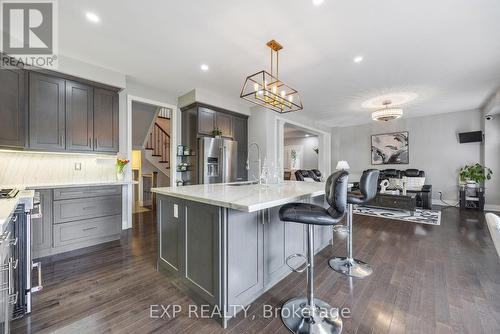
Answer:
top-left (0, 151), bottom-right (117, 186)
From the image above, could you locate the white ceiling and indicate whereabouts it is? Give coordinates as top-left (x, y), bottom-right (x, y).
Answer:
top-left (59, 0), bottom-right (500, 127)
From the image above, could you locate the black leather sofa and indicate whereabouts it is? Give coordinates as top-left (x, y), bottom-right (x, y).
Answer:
top-left (363, 168), bottom-right (432, 209)
top-left (294, 169), bottom-right (322, 182)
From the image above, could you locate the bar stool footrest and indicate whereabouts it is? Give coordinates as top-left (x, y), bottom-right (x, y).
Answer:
top-left (286, 253), bottom-right (309, 273)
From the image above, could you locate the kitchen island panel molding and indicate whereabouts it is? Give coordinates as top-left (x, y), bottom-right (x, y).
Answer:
top-left (154, 183), bottom-right (332, 328)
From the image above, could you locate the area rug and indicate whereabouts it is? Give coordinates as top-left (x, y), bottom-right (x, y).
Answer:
top-left (353, 206), bottom-right (441, 225)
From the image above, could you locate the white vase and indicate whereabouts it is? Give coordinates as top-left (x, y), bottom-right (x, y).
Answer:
top-left (116, 171), bottom-right (124, 181)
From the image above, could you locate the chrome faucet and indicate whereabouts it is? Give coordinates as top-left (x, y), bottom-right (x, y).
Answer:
top-left (246, 142), bottom-right (262, 184)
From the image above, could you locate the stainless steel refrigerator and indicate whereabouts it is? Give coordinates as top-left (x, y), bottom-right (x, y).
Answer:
top-left (198, 137), bottom-right (238, 184)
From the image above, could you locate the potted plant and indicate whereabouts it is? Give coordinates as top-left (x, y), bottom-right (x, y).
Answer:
top-left (211, 128), bottom-right (222, 138)
top-left (459, 163), bottom-right (493, 187)
top-left (116, 158), bottom-right (130, 181)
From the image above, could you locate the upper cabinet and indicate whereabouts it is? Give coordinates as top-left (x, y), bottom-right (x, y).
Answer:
top-left (181, 102), bottom-right (249, 183)
top-left (1, 70), bottom-right (120, 153)
top-left (198, 107), bottom-right (216, 135)
top-left (94, 88), bottom-right (119, 152)
top-left (29, 72), bottom-right (66, 150)
top-left (66, 80), bottom-right (94, 151)
top-left (216, 112), bottom-right (233, 138)
top-left (0, 69), bottom-right (26, 148)
top-left (197, 106), bottom-right (235, 138)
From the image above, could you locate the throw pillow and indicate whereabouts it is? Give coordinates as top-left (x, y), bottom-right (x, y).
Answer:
top-left (405, 177), bottom-right (425, 190)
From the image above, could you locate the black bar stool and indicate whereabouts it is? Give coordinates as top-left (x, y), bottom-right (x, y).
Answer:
top-left (329, 169), bottom-right (379, 278)
top-left (279, 170), bottom-right (349, 334)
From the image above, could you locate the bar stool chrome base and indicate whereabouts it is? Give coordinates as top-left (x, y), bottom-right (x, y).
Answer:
top-left (329, 257), bottom-right (373, 278)
top-left (281, 297), bottom-right (342, 334)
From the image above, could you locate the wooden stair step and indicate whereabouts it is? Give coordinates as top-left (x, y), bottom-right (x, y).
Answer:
top-left (158, 161), bottom-right (169, 163)
top-left (152, 154), bottom-right (161, 157)
top-left (145, 147), bottom-right (153, 150)
top-left (157, 116), bottom-right (170, 120)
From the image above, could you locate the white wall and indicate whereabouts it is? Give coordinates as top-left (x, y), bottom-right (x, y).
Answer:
top-left (248, 106), bottom-right (331, 180)
top-left (54, 55), bottom-right (126, 88)
top-left (284, 136), bottom-right (319, 170)
top-left (131, 101), bottom-right (157, 148)
top-left (331, 110), bottom-right (483, 202)
top-left (484, 117), bottom-right (500, 207)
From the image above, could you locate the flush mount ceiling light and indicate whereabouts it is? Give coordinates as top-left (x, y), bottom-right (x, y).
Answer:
top-left (371, 100), bottom-right (403, 121)
top-left (85, 12), bottom-right (100, 23)
top-left (240, 40), bottom-right (303, 114)
top-left (200, 64), bottom-right (209, 71)
top-left (312, 0), bottom-right (325, 6)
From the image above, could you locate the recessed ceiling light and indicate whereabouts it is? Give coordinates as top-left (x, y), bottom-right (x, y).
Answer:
top-left (200, 64), bottom-right (209, 72)
top-left (305, 134), bottom-right (310, 137)
top-left (353, 56), bottom-right (363, 63)
top-left (85, 12), bottom-right (100, 23)
top-left (312, 0), bottom-right (324, 6)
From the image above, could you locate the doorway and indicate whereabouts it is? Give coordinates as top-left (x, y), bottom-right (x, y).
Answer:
top-left (124, 95), bottom-right (177, 226)
top-left (276, 118), bottom-right (331, 182)
top-left (283, 124), bottom-right (319, 180)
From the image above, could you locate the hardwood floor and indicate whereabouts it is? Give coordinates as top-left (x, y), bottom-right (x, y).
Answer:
top-left (13, 207), bottom-right (500, 334)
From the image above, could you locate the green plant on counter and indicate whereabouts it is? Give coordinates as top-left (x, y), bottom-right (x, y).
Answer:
top-left (459, 163), bottom-right (493, 184)
top-left (313, 147), bottom-right (319, 155)
top-left (211, 128), bottom-right (222, 137)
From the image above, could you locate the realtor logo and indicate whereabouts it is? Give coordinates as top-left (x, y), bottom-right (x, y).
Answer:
top-left (1, 0), bottom-right (58, 68)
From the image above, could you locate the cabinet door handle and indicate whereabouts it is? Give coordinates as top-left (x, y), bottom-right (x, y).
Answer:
top-left (82, 226), bottom-right (97, 231)
top-left (89, 137), bottom-right (92, 148)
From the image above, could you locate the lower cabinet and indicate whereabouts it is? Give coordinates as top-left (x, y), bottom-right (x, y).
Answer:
top-left (32, 186), bottom-right (122, 259)
top-left (31, 190), bottom-right (53, 255)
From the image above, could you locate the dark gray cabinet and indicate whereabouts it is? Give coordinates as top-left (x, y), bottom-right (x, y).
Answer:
top-left (66, 81), bottom-right (94, 151)
top-left (181, 103), bottom-right (249, 184)
top-left (198, 107), bottom-right (216, 135)
top-left (0, 69), bottom-right (26, 148)
top-left (233, 116), bottom-right (248, 181)
top-left (32, 189), bottom-right (53, 258)
top-left (29, 72), bottom-right (65, 150)
top-left (94, 88), bottom-right (119, 153)
top-left (2, 70), bottom-right (119, 153)
top-left (216, 112), bottom-right (233, 138)
top-left (158, 196), bottom-right (183, 274)
top-left (32, 186), bottom-right (122, 258)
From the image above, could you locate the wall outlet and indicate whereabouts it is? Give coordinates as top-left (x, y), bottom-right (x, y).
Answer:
top-left (74, 162), bottom-right (82, 171)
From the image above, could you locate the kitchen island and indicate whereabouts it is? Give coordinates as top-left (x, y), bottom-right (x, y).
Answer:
top-left (152, 181), bottom-right (334, 327)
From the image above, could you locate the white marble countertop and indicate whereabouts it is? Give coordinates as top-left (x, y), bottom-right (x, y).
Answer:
top-left (152, 181), bottom-right (326, 212)
top-left (0, 189), bottom-right (35, 229)
top-left (0, 180), bottom-right (138, 190)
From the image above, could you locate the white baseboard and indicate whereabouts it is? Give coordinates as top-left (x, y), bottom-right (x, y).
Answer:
top-left (485, 204), bottom-right (500, 212)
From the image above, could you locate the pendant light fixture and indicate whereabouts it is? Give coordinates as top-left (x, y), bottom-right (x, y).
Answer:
top-left (371, 100), bottom-right (403, 121)
top-left (240, 40), bottom-right (303, 113)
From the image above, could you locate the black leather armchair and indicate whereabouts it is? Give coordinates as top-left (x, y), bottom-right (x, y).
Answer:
top-left (402, 169), bottom-right (432, 209)
top-left (310, 169), bottom-right (323, 182)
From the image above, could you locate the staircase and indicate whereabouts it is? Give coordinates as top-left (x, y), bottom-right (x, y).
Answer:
top-left (144, 108), bottom-right (171, 178)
